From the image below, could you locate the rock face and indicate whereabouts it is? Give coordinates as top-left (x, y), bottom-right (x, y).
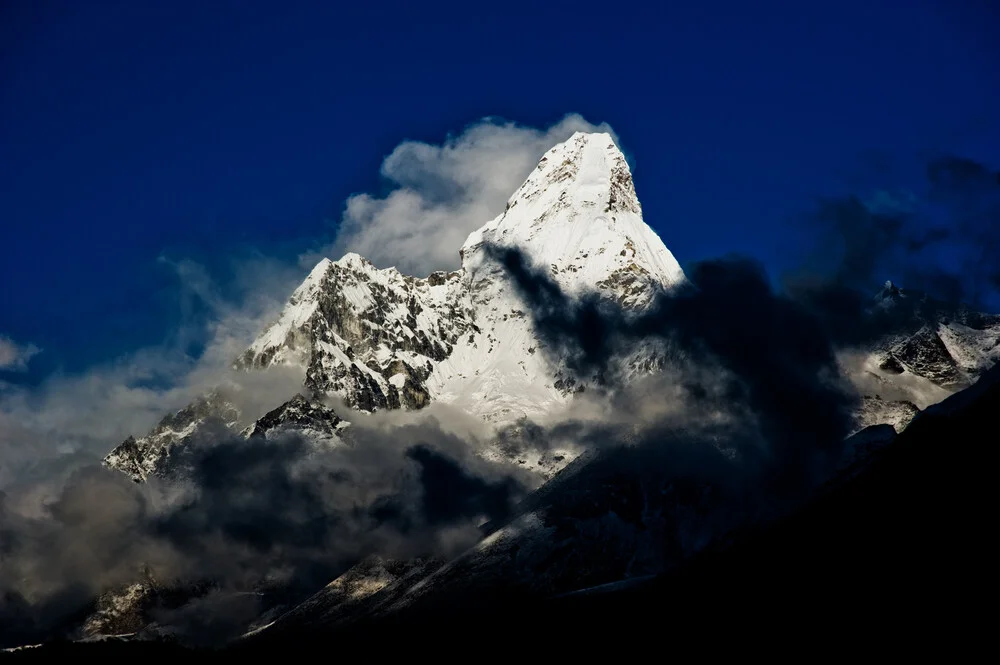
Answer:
top-left (237, 254), bottom-right (469, 414)
top-left (854, 395), bottom-right (920, 434)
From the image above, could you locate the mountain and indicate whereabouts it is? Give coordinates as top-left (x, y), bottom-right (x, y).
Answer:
top-left (86, 130), bottom-right (999, 648)
top-left (104, 133), bottom-right (999, 482)
top-left (84, 131), bottom-right (693, 645)
top-left (104, 132), bottom-right (686, 479)
top-left (238, 131), bottom-right (685, 421)
top-left (3, 129), bottom-right (992, 654)
top-left (864, 280), bottom-right (1000, 392)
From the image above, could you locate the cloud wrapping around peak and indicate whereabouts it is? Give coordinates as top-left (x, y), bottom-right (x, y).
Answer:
top-left (317, 114), bottom-right (617, 276)
top-left (0, 336), bottom-right (40, 372)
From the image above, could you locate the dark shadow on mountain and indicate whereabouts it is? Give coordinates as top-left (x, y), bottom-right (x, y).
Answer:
top-left (490, 245), bottom-right (857, 500)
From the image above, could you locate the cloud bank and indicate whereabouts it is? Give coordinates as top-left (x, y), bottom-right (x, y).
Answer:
top-left (0, 407), bottom-right (531, 647)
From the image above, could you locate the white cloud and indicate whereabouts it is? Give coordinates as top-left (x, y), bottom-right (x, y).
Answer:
top-left (310, 114), bottom-right (618, 276)
top-left (0, 335), bottom-right (40, 372)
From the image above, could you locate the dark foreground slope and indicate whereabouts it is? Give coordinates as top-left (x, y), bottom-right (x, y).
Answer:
top-left (8, 366), bottom-right (996, 661)
top-left (243, 362), bottom-right (1000, 654)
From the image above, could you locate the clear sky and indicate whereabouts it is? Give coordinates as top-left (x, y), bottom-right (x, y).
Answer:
top-left (2, 0), bottom-right (998, 383)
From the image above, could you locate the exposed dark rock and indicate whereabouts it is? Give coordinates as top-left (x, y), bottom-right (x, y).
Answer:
top-left (890, 326), bottom-right (967, 388)
top-left (242, 394), bottom-right (342, 441)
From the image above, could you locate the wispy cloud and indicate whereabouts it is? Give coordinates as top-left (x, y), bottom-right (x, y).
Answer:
top-left (0, 336), bottom-right (40, 372)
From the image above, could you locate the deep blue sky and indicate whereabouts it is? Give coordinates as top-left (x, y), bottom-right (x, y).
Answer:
top-left (2, 0), bottom-right (998, 382)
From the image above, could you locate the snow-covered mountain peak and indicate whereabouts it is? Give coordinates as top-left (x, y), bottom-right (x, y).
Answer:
top-left (504, 131), bottom-right (640, 220)
top-left (414, 132), bottom-right (688, 423)
top-left (460, 131), bottom-right (684, 304)
top-left (227, 130), bottom-right (688, 428)
top-left (334, 252), bottom-right (372, 269)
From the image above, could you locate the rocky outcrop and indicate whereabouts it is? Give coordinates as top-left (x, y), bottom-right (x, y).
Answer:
top-left (104, 392), bottom-right (240, 482)
top-left (241, 393), bottom-right (346, 443)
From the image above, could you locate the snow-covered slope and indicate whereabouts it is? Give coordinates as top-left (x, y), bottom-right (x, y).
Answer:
top-left (244, 556), bottom-right (444, 637)
top-left (236, 131), bottom-right (684, 425)
top-left (462, 130), bottom-right (684, 303)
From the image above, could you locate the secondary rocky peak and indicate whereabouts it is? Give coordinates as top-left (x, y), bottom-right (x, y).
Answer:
top-left (335, 252), bottom-right (373, 270)
top-left (874, 279), bottom-right (904, 303)
top-left (242, 393), bottom-right (346, 443)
